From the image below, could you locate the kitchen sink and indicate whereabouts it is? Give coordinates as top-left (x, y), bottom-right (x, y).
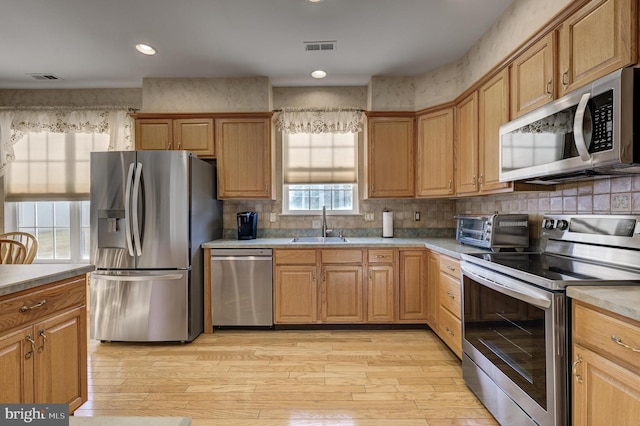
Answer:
top-left (289, 236), bottom-right (350, 243)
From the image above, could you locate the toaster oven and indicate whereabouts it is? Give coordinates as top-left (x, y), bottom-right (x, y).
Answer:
top-left (455, 214), bottom-right (529, 250)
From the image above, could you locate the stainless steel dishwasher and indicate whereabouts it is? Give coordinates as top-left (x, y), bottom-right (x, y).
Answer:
top-left (210, 248), bottom-right (273, 326)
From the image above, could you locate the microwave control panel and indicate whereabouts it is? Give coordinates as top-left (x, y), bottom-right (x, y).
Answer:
top-left (589, 89), bottom-right (613, 153)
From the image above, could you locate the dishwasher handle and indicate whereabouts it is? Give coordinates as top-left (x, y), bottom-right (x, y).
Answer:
top-left (210, 248), bottom-right (273, 257)
top-left (211, 255), bottom-right (273, 261)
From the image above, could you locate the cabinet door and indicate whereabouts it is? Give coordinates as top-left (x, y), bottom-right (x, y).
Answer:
top-left (0, 326), bottom-right (34, 403)
top-left (426, 252), bottom-right (440, 331)
top-left (398, 251), bottom-right (427, 321)
top-left (416, 108), bottom-right (455, 197)
top-left (478, 68), bottom-right (512, 193)
top-left (367, 116), bottom-right (415, 198)
top-left (367, 265), bottom-right (394, 323)
top-left (455, 92), bottom-right (479, 195)
top-left (174, 118), bottom-right (214, 157)
top-left (510, 32), bottom-right (555, 118)
top-left (135, 119), bottom-right (172, 150)
top-left (216, 118), bottom-right (273, 199)
top-left (558, 0), bottom-right (637, 96)
top-left (572, 343), bottom-right (640, 425)
top-left (322, 265), bottom-right (364, 323)
top-left (34, 306), bottom-right (87, 412)
top-left (274, 265), bottom-right (318, 324)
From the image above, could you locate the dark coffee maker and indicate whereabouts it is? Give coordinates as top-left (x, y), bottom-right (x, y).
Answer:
top-left (237, 212), bottom-right (258, 240)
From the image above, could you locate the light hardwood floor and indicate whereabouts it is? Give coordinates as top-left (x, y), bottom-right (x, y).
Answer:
top-left (75, 329), bottom-right (498, 425)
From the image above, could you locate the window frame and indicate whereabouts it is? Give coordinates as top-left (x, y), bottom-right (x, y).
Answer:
top-left (5, 200), bottom-right (91, 264)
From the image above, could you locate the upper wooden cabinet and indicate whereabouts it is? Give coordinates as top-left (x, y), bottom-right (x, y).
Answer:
top-left (216, 117), bottom-right (274, 199)
top-left (416, 107), bottom-right (455, 197)
top-left (455, 91), bottom-right (479, 195)
top-left (510, 32), bottom-right (556, 118)
top-left (135, 117), bottom-right (215, 158)
top-left (366, 114), bottom-right (415, 198)
top-left (478, 68), bottom-right (512, 193)
top-left (558, 0), bottom-right (637, 97)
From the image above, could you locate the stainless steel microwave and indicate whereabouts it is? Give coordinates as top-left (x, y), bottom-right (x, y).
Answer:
top-left (499, 67), bottom-right (640, 183)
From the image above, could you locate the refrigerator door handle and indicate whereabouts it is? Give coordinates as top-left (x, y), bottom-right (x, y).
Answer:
top-left (92, 273), bottom-right (183, 281)
top-left (124, 163), bottom-right (136, 256)
top-left (132, 162), bottom-right (143, 256)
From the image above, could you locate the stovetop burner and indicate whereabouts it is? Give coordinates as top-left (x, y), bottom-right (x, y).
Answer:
top-left (461, 214), bottom-right (640, 291)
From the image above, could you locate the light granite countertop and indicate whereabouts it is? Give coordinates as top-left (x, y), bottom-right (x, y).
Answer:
top-left (202, 237), bottom-right (490, 259)
top-left (0, 264), bottom-right (95, 297)
top-left (70, 417), bottom-right (190, 426)
top-left (567, 286), bottom-right (640, 323)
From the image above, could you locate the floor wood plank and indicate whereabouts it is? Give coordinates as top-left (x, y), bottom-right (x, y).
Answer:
top-left (77, 329), bottom-right (498, 425)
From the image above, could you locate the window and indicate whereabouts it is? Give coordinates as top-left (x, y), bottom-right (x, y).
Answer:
top-left (4, 130), bottom-right (109, 263)
top-left (5, 201), bottom-right (90, 262)
top-left (282, 132), bottom-right (358, 214)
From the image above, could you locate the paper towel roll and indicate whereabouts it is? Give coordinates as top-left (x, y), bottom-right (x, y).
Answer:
top-left (382, 211), bottom-right (393, 238)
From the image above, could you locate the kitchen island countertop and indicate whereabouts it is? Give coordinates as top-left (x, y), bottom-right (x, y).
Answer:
top-left (0, 264), bottom-right (95, 297)
top-left (202, 237), bottom-right (490, 259)
top-left (567, 286), bottom-right (640, 322)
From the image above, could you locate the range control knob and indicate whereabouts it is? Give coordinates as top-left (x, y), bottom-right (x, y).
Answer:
top-left (557, 220), bottom-right (569, 230)
top-left (543, 220), bottom-right (555, 230)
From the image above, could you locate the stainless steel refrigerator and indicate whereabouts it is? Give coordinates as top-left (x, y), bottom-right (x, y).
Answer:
top-left (89, 150), bottom-right (222, 342)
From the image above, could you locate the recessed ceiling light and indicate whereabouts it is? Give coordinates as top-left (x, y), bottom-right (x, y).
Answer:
top-left (311, 70), bottom-right (327, 79)
top-left (307, 0), bottom-right (324, 3)
top-left (135, 44), bottom-right (157, 55)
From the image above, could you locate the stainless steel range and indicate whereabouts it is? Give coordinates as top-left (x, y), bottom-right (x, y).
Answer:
top-left (460, 214), bottom-right (640, 426)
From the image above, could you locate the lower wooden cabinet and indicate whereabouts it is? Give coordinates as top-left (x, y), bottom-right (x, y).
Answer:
top-left (274, 247), bottom-right (429, 325)
top-left (0, 275), bottom-right (88, 413)
top-left (572, 300), bottom-right (640, 424)
top-left (426, 251), bottom-right (463, 358)
top-left (398, 250), bottom-right (428, 321)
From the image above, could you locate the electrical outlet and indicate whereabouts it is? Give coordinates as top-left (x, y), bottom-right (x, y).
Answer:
top-left (612, 194), bottom-right (631, 212)
top-left (269, 212), bottom-right (277, 222)
top-left (364, 212), bottom-right (374, 222)
top-left (414, 211), bottom-right (420, 221)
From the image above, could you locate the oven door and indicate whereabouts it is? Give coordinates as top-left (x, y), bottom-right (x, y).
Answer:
top-left (460, 261), bottom-right (567, 426)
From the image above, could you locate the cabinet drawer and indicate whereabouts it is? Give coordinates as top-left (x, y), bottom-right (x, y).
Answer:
top-left (439, 273), bottom-right (461, 319)
top-left (438, 306), bottom-right (462, 358)
top-left (440, 256), bottom-right (460, 278)
top-left (275, 249), bottom-right (317, 265)
top-left (0, 276), bottom-right (86, 334)
top-left (573, 301), bottom-right (640, 371)
top-left (321, 249), bottom-right (363, 264)
top-left (368, 249), bottom-right (394, 263)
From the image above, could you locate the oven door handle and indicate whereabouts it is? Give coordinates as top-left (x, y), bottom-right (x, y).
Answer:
top-left (461, 262), bottom-right (552, 309)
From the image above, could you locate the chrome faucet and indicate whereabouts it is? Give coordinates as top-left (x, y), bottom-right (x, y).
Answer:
top-left (322, 205), bottom-right (332, 237)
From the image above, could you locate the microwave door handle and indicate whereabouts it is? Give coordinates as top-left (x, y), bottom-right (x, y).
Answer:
top-left (573, 92), bottom-right (592, 162)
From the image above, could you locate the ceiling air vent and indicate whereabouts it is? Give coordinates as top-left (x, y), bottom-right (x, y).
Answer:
top-left (304, 41), bottom-right (337, 52)
top-left (27, 73), bottom-right (62, 80)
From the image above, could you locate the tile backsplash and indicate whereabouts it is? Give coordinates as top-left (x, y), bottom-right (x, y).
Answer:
top-left (221, 176), bottom-right (640, 241)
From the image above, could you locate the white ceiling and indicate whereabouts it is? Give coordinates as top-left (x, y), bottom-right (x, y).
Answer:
top-left (0, 0), bottom-right (515, 89)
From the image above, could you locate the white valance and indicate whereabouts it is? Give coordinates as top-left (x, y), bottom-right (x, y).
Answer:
top-left (0, 107), bottom-right (133, 177)
top-left (275, 107), bottom-right (365, 134)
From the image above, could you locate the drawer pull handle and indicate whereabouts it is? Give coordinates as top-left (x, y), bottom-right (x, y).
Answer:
top-left (445, 327), bottom-right (455, 336)
top-left (446, 291), bottom-right (455, 299)
top-left (611, 335), bottom-right (640, 353)
top-left (572, 353), bottom-right (583, 384)
top-left (38, 329), bottom-right (47, 353)
top-left (446, 265), bottom-right (457, 272)
top-left (25, 334), bottom-right (36, 360)
top-left (19, 299), bottom-right (47, 313)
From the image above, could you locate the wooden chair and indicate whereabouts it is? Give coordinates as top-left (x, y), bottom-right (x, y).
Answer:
top-left (0, 232), bottom-right (38, 264)
top-left (0, 239), bottom-right (27, 264)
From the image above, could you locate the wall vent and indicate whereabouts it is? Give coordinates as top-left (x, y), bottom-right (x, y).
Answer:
top-left (304, 41), bottom-right (337, 52)
top-left (27, 73), bottom-right (62, 80)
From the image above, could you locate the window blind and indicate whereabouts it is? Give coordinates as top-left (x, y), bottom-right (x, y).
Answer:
top-left (283, 132), bottom-right (357, 184)
top-left (5, 131), bottom-right (109, 201)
